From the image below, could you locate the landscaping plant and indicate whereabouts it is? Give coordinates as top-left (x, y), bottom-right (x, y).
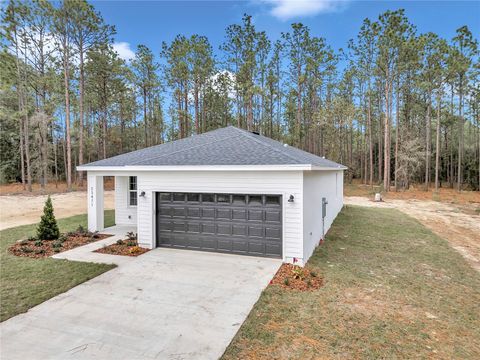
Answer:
top-left (36, 196), bottom-right (60, 240)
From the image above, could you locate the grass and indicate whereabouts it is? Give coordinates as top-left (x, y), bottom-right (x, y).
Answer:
top-left (222, 206), bottom-right (480, 359)
top-left (0, 210), bottom-right (116, 322)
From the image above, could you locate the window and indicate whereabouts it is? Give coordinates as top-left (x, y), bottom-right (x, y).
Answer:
top-left (266, 195), bottom-right (280, 206)
top-left (232, 195), bottom-right (246, 205)
top-left (248, 195), bottom-right (263, 206)
top-left (129, 176), bottom-right (137, 206)
top-left (201, 194), bottom-right (214, 203)
top-left (216, 194), bottom-right (230, 203)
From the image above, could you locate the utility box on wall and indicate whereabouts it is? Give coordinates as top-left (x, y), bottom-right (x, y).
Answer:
top-left (322, 197), bottom-right (328, 219)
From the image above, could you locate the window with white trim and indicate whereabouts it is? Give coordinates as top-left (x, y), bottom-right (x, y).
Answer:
top-left (129, 176), bottom-right (137, 206)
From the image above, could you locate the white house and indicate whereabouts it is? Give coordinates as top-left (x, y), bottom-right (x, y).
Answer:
top-left (77, 126), bottom-right (346, 266)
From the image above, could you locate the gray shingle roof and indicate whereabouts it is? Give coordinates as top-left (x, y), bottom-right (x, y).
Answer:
top-left (80, 126), bottom-right (346, 169)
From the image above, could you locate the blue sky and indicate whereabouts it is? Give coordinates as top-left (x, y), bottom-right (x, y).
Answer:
top-left (93, 0), bottom-right (480, 64)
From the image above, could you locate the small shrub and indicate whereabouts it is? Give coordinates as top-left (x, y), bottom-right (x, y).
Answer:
top-left (116, 239), bottom-right (125, 245)
top-left (126, 231), bottom-right (137, 241)
top-left (126, 241), bottom-right (136, 247)
top-left (34, 249), bottom-right (45, 255)
top-left (52, 241), bottom-right (63, 249)
top-left (283, 278), bottom-right (290, 286)
top-left (54, 248), bottom-right (61, 253)
top-left (310, 271), bottom-right (317, 278)
top-left (36, 196), bottom-right (60, 240)
top-left (76, 225), bottom-right (86, 235)
top-left (27, 236), bottom-right (37, 242)
top-left (129, 246), bottom-right (142, 254)
top-left (21, 247), bottom-right (33, 253)
top-left (34, 240), bottom-right (43, 247)
top-left (291, 266), bottom-right (305, 280)
top-left (58, 235), bottom-right (67, 243)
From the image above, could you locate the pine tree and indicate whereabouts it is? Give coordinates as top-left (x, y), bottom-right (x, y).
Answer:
top-left (37, 196), bottom-right (60, 240)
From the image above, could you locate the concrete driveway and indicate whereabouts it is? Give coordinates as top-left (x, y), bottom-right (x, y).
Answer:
top-left (0, 248), bottom-right (280, 360)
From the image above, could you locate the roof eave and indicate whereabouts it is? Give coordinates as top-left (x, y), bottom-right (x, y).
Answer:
top-left (76, 164), bottom-right (313, 172)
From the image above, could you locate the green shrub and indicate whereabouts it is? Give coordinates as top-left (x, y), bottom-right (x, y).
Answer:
top-left (52, 241), bottom-right (63, 249)
top-left (116, 239), bottom-right (124, 245)
top-left (34, 240), bottom-right (43, 247)
top-left (310, 271), bottom-right (317, 278)
top-left (34, 249), bottom-right (45, 255)
top-left (126, 241), bottom-right (136, 247)
top-left (126, 231), bottom-right (137, 241)
top-left (21, 247), bottom-right (33, 253)
top-left (36, 196), bottom-right (60, 240)
top-left (283, 278), bottom-right (290, 286)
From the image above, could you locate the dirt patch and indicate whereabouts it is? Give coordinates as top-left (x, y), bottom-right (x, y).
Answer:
top-left (9, 232), bottom-right (112, 258)
top-left (270, 264), bottom-right (323, 291)
top-left (94, 240), bottom-right (149, 257)
top-left (344, 182), bottom-right (480, 205)
top-left (345, 196), bottom-right (480, 272)
top-left (0, 190), bottom-right (114, 230)
top-left (0, 179), bottom-right (114, 195)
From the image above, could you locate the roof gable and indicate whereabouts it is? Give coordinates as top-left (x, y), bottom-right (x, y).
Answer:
top-left (80, 126), bottom-right (345, 169)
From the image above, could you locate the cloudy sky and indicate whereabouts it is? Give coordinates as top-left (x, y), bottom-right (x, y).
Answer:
top-left (92, 0), bottom-right (479, 63)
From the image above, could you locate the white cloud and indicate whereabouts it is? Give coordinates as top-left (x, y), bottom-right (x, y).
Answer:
top-left (262, 0), bottom-right (349, 21)
top-left (112, 42), bottom-right (135, 62)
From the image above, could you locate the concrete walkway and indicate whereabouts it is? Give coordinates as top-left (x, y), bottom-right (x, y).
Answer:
top-left (51, 225), bottom-right (137, 266)
top-left (1, 240), bottom-right (280, 360)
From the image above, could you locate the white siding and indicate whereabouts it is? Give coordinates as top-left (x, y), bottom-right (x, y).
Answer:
top-left (136, 171), bottom-right (304, 264)
top-left (114, 176), bottom-right (138, 226)
top-left (302, 170), bottom-right (344, 261)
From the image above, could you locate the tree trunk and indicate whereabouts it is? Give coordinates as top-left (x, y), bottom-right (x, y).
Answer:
top-left (425, 90), bottom-right (432, 190)
top-left (383, 77), bottom-right (390, 191)
top-left (457, 75), bottom-right (464, 191)
top-left (78, 45), bottom-right (85, 185)
top-left (394, 77), bottom-right (400, 191)
top-left (64, 54), bottom-right (72, 191)
top-left (435, 91), bottom-right (441, 191)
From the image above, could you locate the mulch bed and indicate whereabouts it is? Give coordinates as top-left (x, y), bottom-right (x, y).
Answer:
top-left (9, 232), bottom-right (112, 259)
top-left (270, 263), bottom-right (323, 291)
top-left (94, 240), bottom-right (150, 257)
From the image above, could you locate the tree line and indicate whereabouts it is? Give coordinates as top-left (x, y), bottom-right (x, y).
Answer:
top-left (1, 1), bottom-right (479, 191)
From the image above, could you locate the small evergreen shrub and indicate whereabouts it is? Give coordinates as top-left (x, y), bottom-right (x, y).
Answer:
top-left (36, 196), bottom-right (60, 240)
top-left (116, 239), bottom-right (124, 245)
top-left (126, 241), bottom-right (136, 247)
top-left (34, 240), bottom-right (43, 247)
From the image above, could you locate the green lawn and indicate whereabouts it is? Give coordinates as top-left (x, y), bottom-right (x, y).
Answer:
top-left (0, 210), bottom-right (116, 322)
top-left (222, 206), bottom-right (480, 359)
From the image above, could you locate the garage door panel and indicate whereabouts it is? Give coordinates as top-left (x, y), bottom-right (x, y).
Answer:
top-left (156, 192), bottom-right (282, 258)
top-left (265, 227), bottom-right (281, 240)
top-left (202, 208), bottom-right (215, 219)
top-left (265, 211), bottom-right (281, 223)
top-left (232, 225), bottom-right (247, 236)
top-left (232, 209), bottom-right (246, 220)
top-left (217, 239), bottom-right (232, 251)
top-left (248, 242), bottom-right (265, 254)
top-left (217, 208), bottom-right (231, 219)
top-left (248, 210), bottom-right (263, 221)
top-left (266, 243), bottom-right (282, 256)
top-left (248, 226), bottom-right (264, 238)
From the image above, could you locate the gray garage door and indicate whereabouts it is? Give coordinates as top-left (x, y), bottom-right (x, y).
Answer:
top-left (156, 192), bottom-right (282, 258)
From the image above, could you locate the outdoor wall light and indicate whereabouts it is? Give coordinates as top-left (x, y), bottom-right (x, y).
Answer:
top-left (140, 191), bottom-right (146, 197)
top-left (288, 194), bottom-right (294, 203)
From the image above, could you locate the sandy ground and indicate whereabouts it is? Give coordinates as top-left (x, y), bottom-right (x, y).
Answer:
top-left (345, 196), bottom-right (480, 272)
top-left (0, 191), bottom-right (114, 231)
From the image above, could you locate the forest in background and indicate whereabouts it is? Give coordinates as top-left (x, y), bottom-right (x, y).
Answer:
top-left (1, 0), bottom-right (479, 192)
